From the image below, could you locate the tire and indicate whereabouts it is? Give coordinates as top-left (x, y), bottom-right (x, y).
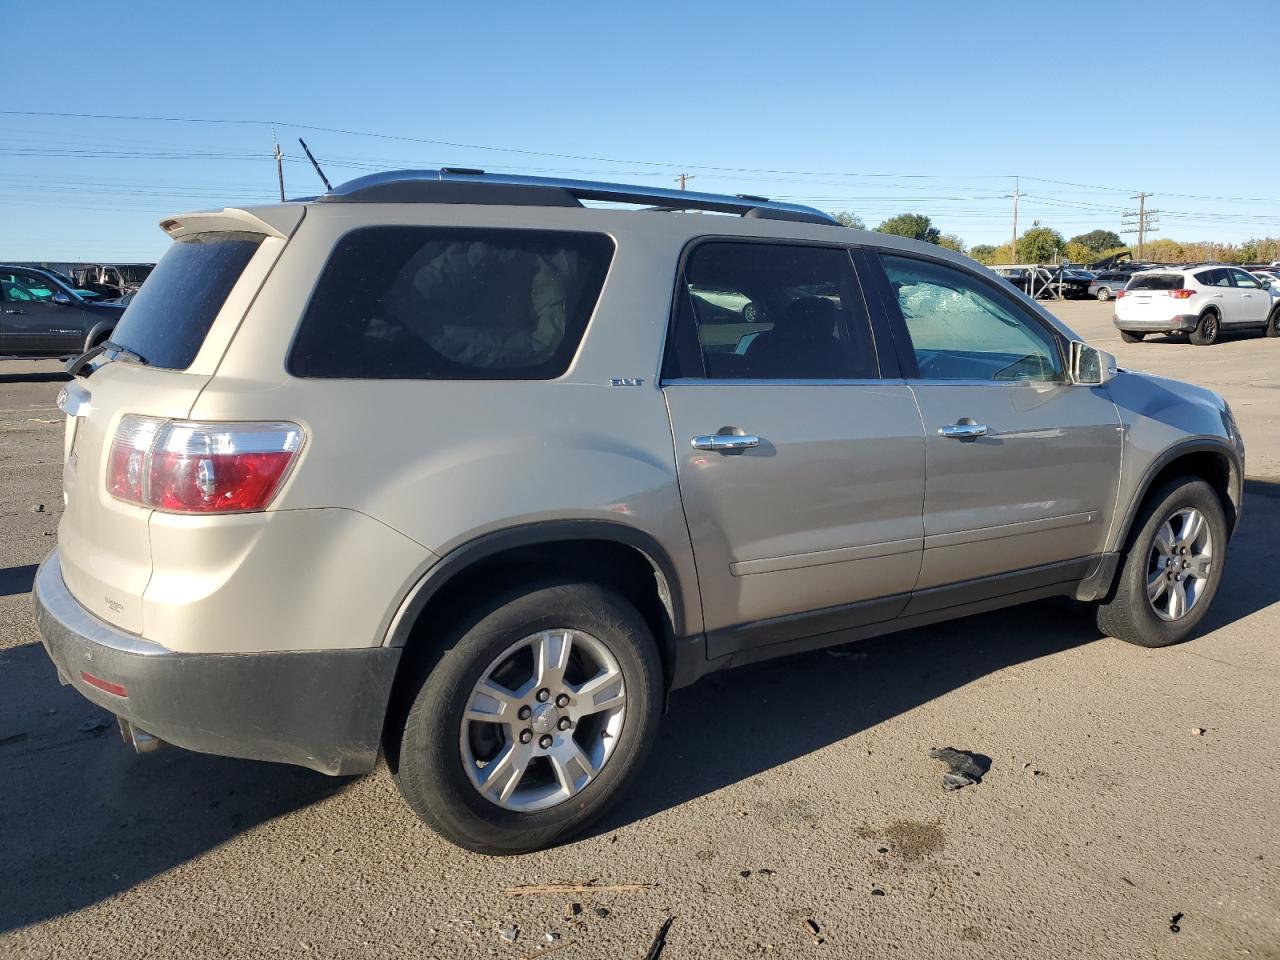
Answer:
top-left (1120, 330), bottom-right (1145, 343)
top-left (1266, 306), bottom-right (1279, 338)
top-left (1095, 477), bottom-right (1228, 647)
top-left (1096, 287), bottom-right (1112, 302)
top-left (1189, 310), bottom-right (1220, 346)
top-left (393, 580), bottom-right (663, 855)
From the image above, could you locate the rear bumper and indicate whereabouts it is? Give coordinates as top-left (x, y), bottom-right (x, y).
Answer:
top-left (1113, 313), bottom-right (1199, 332)
top-left (32, 548), bottom-right (400, 775)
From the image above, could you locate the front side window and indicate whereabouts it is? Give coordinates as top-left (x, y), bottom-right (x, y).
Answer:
top-left (290, 227), bottom-right (614, 380)
top-left (881, 255), bottom-right (1063, 382)
top-left (665, 242), bottom-right (877, 380)
top-left (1230, 269), bottom-right (1261, 289)
top-left (0, 270), bottom-right (57, 302)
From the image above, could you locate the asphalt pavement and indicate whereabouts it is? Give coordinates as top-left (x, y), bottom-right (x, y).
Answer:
top-left (1, 302), bottom-right (1277, 959)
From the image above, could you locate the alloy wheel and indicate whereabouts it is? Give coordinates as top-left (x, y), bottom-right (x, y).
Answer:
top-left (1146, 507), bottom-right (1213, 621)
top-left (459, 629), bottom-right (626, 812)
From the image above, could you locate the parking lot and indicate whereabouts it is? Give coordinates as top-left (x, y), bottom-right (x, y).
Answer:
top-left (1, 300), bottom-right (1277, 959)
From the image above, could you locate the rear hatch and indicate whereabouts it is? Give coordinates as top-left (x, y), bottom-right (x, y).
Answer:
top-left (57, 207), bottom-right (302, 633)
top-left (1116, 273), bottom-right (1186, 322)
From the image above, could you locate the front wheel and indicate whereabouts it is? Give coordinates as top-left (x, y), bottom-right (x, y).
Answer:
top-left (393, 581), bottom-right (663, 854)
top-left (1120, 330), bottom-right (1145, 343)
top-left (1096, 287), bottom-right (1112, 302)
top-left (1095, 477), bottom-right (1227, 647)
top-left (1189, 311), bottom-right (1220, 345)
top-left (1265, 306), bottom-right (1279, 338)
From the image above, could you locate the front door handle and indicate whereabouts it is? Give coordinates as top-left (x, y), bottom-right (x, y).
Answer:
top-left (938, 421), bottom-right (989, 441)
top-left (3, 308), bottom-right (25, 315)
top-left (692, 433), bottom-right (760, 451)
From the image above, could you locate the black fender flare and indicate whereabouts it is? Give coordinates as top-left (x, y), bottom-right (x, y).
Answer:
top-left (1119, 438), bottom-right (1241, 544)
top-left (82, 320), bottom-right (116, 351)
top-left (382, 519), bottom-right (689, 663)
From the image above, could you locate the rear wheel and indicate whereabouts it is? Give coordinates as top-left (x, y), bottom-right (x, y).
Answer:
top-left (1120, 330), bottom-right (1145, 343)
top-left (1095, 478), bottom-right (1227, 647)
top-left (393, 580), bottom-right (663, 854)
top-left (1266, 306), bottom-right (1279, 338)
top-left (1096, 287), bottom-right (1112, 302)
top-left (1189, 310), bottom-right (1220, 346)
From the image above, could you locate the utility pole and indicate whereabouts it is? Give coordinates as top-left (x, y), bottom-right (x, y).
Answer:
top-left (272, 126), bottom-right (286, 202)
top-left (1121, 193), bottom-right (1159, 259)
top-left (675, 173), bottom-right (695, 191)
top-left (1011, 177), bottom-right (1020, 263)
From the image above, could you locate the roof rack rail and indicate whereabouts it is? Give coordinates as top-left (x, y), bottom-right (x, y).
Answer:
top-left (316, 168), bottom-right (838, 226)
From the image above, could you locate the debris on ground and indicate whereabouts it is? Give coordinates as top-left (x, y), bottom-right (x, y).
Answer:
top-left (1169, 912), bottom-right (1183, 933)
top-left (929, 747), bottom-right (990, 790)
top-left (643, 916), bottom-right (675, 960)
top-left (563, 903), bottom-right (581, 920)
top-left (1191, 727), bottom-right (1206, 736)
top-left (498, 923), bottom-right (519, 942)
top-left (757, 868), bottom-right (776, 876)
top-left (506, 882), bottom-right (655, 895)
top-left (29, 503), bottom-right (46, 513)
top-left (871, 888), bottom-right (886, 896)
top-left (739, 870), bottom-right (752, 878)
top-left (544, 932), bottom-right (560, 942)
top-left (521, 941), bottom-right (572, 960)
top-left (78, 716), bottom-right (112, 734)
top-left (593, 907), bottom-right (610, 918)
top-left (0, 731), bottom-right (29, 747)
top-left (801, 918), bottom-right (824, 945)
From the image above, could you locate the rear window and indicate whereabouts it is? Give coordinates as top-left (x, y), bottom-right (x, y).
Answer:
top-left (110, 232), bottom-right (263, 370)
top-left (289, 227), bottom-right (615, 380)
top-left (1126, 274), bottom-right (1183, 291)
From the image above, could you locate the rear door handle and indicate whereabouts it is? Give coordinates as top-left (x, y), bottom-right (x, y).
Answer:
top-left (3, 308), bottom-right (25, 315)
top-left (692, 434), bottom-right (760, 451)
top-left (938, 422), bottom-right (989, 441)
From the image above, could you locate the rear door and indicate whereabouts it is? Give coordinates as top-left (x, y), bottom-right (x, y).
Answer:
top-left (56, 226), bottom-right (289, 632)
top-left (663, 240), bottom-right (925, 659)
top-left (867, 253), bottom-right (1122, 609)
top-left (1193, 269), bottom-right (1235, 320)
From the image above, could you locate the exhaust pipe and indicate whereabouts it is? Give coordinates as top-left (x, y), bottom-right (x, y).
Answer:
top-left (117, 717), bottom-right (167, 754)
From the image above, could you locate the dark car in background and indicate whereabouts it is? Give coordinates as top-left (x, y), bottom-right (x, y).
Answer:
top-left (996, 266), bottom-right (1092, 299)
top-left (0, 265), bottom-right (126, 358)
top-left (73, 263), bottom-right (153, 300)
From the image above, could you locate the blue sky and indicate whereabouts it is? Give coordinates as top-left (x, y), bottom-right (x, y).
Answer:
top-left (3, 0), bottom-right (1276, 261)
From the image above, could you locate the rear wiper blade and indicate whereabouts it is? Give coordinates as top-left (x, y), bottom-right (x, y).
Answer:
top-left (66, 340), bottom-right (147, 378)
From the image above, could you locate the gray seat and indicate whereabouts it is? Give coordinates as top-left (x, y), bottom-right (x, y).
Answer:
top-left (744, 296), bottom-right (848, 378)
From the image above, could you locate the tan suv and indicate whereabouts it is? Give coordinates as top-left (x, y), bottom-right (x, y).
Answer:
top-left (34, 170), bottom-right (1245, 853)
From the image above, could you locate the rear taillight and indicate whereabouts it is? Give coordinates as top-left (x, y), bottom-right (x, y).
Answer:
top-left (1116, 290), bottom-right (1128, 298)
top-left (107, 416), bottom-right (303, 513)
top-left (1170, 289), bottom-right (1195, 299)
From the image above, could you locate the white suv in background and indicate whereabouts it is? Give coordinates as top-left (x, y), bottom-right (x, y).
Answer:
top-left (1114, 265), bottom-right (1280, 345)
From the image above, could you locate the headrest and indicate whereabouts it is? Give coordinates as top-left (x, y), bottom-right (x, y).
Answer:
top-left (782, 296), bottom-right (836, 339)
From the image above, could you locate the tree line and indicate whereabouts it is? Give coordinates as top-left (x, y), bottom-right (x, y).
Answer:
top-left (831, 211), bottom-right (1280, 267)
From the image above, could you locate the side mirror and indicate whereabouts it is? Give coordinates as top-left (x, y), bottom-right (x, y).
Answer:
top-left (1263, 280), bottom-right (1273, 290)
top-left (1070, 340), bottom-right (1116, 386)
top-left (51, 292), bottom-right (72, 305)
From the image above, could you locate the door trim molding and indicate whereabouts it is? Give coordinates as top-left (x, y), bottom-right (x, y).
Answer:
top-left (924, 511), bottom-right (1096, 550)
top-left (730, 536), bottom-right (922, 576)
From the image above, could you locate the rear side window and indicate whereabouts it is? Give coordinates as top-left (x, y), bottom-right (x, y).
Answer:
top-left (1127, 274), bottom-right (1183, 291)
top-left (664, 241), bottom-right (877, 380)
top-left (1195, 269), bottom-right (1231, 287)
top-left (110, 232), bottom-right (264, 370)
top-left (289, 227), bottom-right (614, 380)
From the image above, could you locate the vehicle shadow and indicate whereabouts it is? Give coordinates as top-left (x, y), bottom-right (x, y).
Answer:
top-left (1, 482), bottom-right (1275, 928)
top-left (0, 564), bottom-right (37, 598)
top-left (0, 370), bottom-right (69, 385)
top-left (599, 477), bottom-right (1280, 834)
top-left (0, 640), bottom-right (348, 934)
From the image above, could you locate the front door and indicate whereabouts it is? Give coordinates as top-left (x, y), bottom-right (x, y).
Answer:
top-left (1228, 269), bottom-right (1269, 323)
top-left (0, 270), bottom-right (85, 354)
top-left (871, 253), bottom-right (1123, 610)
top-left (662, 240), bottom-right (925, 659)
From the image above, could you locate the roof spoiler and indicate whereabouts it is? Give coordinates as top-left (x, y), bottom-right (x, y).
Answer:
top-left (156, 205), bottom-right (306, 241)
